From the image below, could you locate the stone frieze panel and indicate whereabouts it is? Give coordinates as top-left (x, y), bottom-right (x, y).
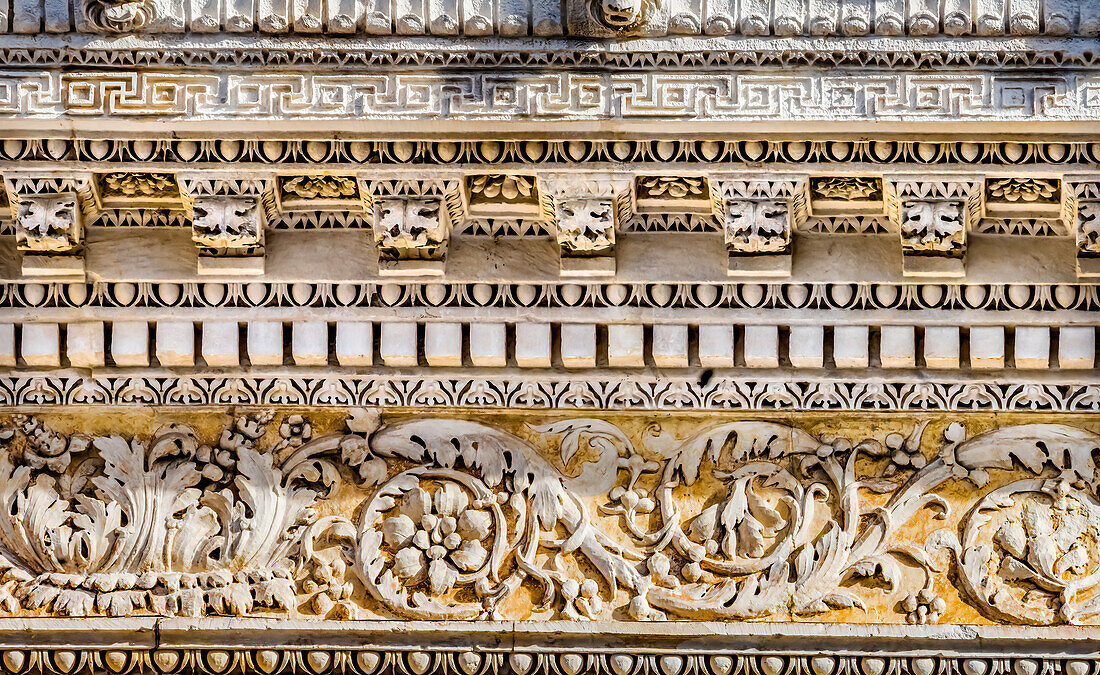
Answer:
top-left (0, 408), bottom-right (1099, 626)
top-left (4, 0), bottom-right (1098, 38)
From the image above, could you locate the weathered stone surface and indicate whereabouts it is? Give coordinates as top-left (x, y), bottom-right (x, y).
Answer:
top-left (0, 408), bottom-right (1096, 628)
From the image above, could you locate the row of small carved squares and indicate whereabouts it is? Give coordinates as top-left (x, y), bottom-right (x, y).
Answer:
top-left (3, 320), bottom-right (1096, 371)
top-left (1, 281), bottom-right (1097, 311)
top-left (0, 650), bottom-right (1084, 675)
top-left (8, 0), bottom-right (1094, 36)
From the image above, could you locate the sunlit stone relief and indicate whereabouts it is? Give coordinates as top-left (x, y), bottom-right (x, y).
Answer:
top-left (0, 409), bottom-right (1097, 626)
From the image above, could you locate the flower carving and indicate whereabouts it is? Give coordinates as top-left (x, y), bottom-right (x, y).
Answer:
top-left (811, 177), bottom-right (882, 201)
top-left (15, 415), bottom-right (89, 473)
top-left (100, 172), bottom-right (177, 198)
top-left (281, 175), bottom-right (358, 200)
top-left (468, 174), bottom-right (537, 202)
top-left (987, 178), bottom-right (1059, 203)
top-left (637, 176), bottom-right (706, 199)
top-left (382, 482), bottom-right (493, 596)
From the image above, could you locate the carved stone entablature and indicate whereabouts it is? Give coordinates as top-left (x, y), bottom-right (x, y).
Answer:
top-left (362, 178), bottom-right (463, 277)
top-left (540, 174), bottom-right (630, 277)
top-left (3, 175), bottom-right (95, 279)
top-left (179, 176), bottom-right (270, 276)
top-left (710, 176), bottom-right (809, 278)
top-left (886, 178), bottom-right (981, 278)
top-left (0, 409), bottom-right (1097, 627)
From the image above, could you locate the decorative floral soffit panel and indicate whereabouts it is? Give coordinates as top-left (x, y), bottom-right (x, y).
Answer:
top-left (0, 409), bottom-right (1098, 629)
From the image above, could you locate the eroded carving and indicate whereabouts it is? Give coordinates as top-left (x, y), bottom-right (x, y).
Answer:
top-left (1077, 202), bottom-right (1100, 255)
top-left (191, 196), bottom-right (263, 251)
top-left (281, 176), bottom-right (358, 201)
top-left (15, 195), bottom-right (82, 252)
top-left (0, 412), bottom-right (1096, 626)
top-left (98, 172), bottom-right (177, 199)
top-left (987, 178), bottom-right (1060, 203)
top-left (900, 200), bottom-right (966, 254)
top-left (278, 176), bottom-right (363, 212)
top-left (373, 199), bottom-right (449, 260)
top-left (82, 0), bottom-right (153, 32)
top-left (555, 197), bottom-right (615, 254)
top-left (810, 177), bottom-right (882, 202)
top-left (723, 200), bottom-right (789, 254)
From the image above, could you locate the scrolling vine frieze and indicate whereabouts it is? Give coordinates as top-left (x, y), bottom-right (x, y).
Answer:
top-left (0, 411), bottom-right (1097, 626)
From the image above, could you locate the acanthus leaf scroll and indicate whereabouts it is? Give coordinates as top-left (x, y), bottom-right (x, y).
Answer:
top-left (0, 411), bottom-right (1097, 626)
